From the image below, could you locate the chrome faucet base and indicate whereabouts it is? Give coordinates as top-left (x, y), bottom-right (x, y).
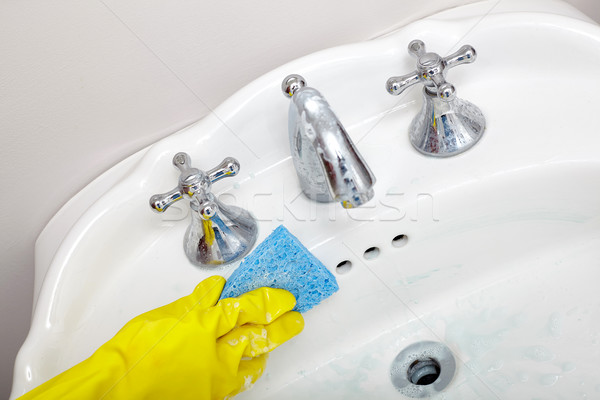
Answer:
top-left (387, 40), bottom-right (485, 157)
top-left (150, 152), bottom-right (257, 267)
top-left (184, 199), bottom-right (257, 266)
top-left (410, 89), bottom-right (485, 157)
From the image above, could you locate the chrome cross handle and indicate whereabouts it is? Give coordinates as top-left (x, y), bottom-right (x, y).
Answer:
top-left (149, 152), bottom-right (257, 267)
top-left (385, 40), bottom-right (485, 157)
top-left (386, 40), bottom-right (477, 101)
top-left (149, 152), bottom-right (239, 219)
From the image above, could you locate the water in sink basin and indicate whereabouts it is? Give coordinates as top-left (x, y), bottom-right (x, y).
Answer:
top-left (237, 162), bottom-right (600, 399)
top-left (11, 1), bottom-right (600, 399)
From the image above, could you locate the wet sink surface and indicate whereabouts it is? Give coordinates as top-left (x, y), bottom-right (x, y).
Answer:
top-left (11, 2), bottom-right (600, 399)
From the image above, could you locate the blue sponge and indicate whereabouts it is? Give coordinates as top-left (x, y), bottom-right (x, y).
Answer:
top-left (220, 225), bottom-right (338, 312)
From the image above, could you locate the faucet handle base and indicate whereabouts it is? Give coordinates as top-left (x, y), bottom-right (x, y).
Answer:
top-left (150, 152), bottom-right (257, 267)
top-left (410, 90), bottom-right (485, 157)
top-left (184, 200), bottom-right (257, 267)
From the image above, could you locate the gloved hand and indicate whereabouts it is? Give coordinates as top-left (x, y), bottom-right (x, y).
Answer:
top-left (18, 276), bottom-right (304, 400)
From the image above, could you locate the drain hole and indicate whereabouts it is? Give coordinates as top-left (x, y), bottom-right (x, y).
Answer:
top-left (363, 246), bottom-right (380, 260)
top-left (407, 358), bottom-right (441, 385)
top-left (392, 234), bottom-right (408, 248)
top-left (336, 260), bottom-right (352, 274)
top-left (390, 341), bottom-right (455, 397)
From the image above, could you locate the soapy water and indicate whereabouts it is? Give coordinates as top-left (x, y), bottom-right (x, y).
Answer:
top-left (486, 359), bottom-right (504, 372)
top-left (540, 374), bottom-right (560, 386)
top-left (488, 373), bottom-right (512, 392)
top-left (517, 372), bottom-right (529, 382)
top-left (562, 362), bottom-right (576, 373)
top-left (438, 300), bottom-right (596, 397)
top-left (547, 312), bottom-right (563, 338)
top-left (235, 247), bottom-right (600, 399)
top-left (523, 346), bottom-right (555, 362)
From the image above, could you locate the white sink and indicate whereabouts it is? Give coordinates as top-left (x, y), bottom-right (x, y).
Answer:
top-left (11, 1), bottom-right (600, 398)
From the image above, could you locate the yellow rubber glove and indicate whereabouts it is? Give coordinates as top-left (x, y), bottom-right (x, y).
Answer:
top-left (18, 276), bottom-right (304, 400)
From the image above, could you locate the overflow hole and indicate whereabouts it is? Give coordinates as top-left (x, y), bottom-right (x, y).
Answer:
top-left (363, 246), bottom-right (380, 260)
top-left (336, 260), bottom-right (352, 274)
top-left (392, 234), bottom-right (408, 248)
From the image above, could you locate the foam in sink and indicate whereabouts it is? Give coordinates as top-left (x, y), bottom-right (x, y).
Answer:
top-left (220, 225), bottom-right (338, 312)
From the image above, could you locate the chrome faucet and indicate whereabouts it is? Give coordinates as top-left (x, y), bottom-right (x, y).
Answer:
top-left (149, 152), bottom-right (257, 267)
top-left (386, 40), bottom-right (486, 157)
top-left (282, 74), bottom-right (376, 208)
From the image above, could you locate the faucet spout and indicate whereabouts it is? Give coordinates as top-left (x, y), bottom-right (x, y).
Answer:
top-left (283, 74), bottom-right (375, 208)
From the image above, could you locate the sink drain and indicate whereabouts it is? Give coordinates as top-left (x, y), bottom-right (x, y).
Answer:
top-left (407, 358), bottom-right (441, 385)
top-left (390, 341), bottom-right (455, 398)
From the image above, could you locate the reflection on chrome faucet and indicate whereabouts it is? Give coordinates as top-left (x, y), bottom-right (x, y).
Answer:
top-left (282, 74), bottom-right (376, 209)
top-left (386, 40), bottom-right (485, 157)
top-left (149, 152), bottom-right (257, 267)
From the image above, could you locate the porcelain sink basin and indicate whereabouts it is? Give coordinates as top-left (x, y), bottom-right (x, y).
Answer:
top-left (11, 1), bottom-right (600, 398)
